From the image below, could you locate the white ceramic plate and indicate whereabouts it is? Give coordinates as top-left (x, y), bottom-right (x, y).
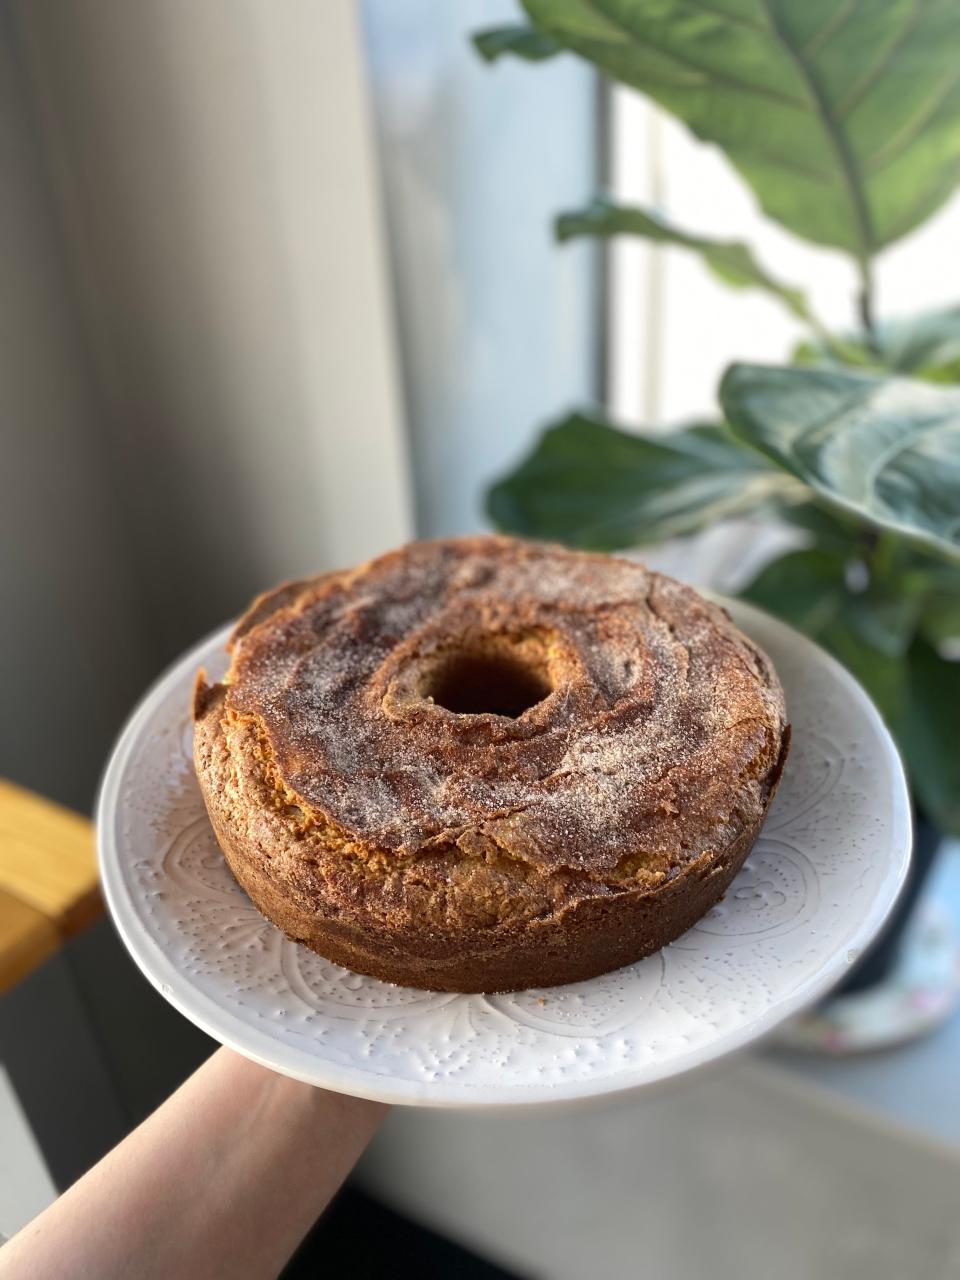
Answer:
top-left (97, 598), bottom-right (911, 1108)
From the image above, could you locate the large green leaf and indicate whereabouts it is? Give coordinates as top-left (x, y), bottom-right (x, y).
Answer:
top-left (740, 547), bottom-right (849, 635)
top-left (487, 412), bottom-right (798, 550)
top-left (817, 619), bottom-right (909, 729)
top-left (556, 197), bottom-right (816, 325)
top-left (479, 1), bottom-right (960, 260)
top-left (742, 547), bottom-right (926, 659)
top-left (742, 551), bottom-right (909, 710)
top-left (772, 499), bottom-right (865, 554)
top-left (721, 364), bottom-right (960, 564)
top-left (817, 621), bottom-right (960, 835)
top-left (741, 551), bottom-right (960, 833)
top-left (795, 305), bottom-right (960, 384)
top-left (918, 589), bottom-right (960, 648)
top-left (902, 561), bottom-right (960, 647)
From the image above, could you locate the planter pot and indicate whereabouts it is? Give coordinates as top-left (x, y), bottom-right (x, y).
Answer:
top-left (836, 807), bottom-right (944, 995)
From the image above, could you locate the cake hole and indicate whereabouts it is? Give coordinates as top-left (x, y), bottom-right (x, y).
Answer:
top-left (428, 652), bottom-right (553, 718)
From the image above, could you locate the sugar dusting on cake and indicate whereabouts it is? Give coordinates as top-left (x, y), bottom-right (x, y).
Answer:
top-left (226, 537), bottom-right (785, 875)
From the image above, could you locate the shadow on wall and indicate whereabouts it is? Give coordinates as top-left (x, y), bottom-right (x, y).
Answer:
top-left (1, 0), bottom-right (410, 809)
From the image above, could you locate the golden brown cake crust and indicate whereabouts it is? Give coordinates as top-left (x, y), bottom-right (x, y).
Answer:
top-left (193, 536), bottom-right (790, 992)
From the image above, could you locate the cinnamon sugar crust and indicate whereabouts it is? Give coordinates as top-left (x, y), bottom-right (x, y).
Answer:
top-left (194, 536), bottom-right (789, 992)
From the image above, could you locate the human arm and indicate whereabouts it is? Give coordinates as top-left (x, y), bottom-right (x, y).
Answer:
top-left (0, 1046), bottom-right (386, 1279)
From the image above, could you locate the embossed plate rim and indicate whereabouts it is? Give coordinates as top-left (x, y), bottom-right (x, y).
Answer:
top-left (97, 597), bottom-right (912, 1107)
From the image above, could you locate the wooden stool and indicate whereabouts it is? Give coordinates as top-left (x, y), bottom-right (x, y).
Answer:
top-left (0, 780), bottom-right (102, 993)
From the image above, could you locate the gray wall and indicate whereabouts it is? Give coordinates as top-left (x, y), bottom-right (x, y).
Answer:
top-left (0, 9), bottom-right (159, 811)
top-left (1, 2), bottom-right (411, 810)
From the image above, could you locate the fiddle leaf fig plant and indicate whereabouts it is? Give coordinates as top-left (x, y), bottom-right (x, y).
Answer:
top-left (477, 0), bottom-right (960, 328)
top-left (556, 197), bottom-right (823, 331)
top-left (720, 365), bottom-right (960, 565)
top-left (487, 415), bottom-right (799, 549)
top-left (475, 2), bottom-right (960, 835)
top-left (794, 305), bottom-right (960, 382)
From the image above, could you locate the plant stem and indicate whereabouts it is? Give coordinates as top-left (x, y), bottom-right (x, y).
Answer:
top-left (810, 316), bottom-right (859, 365)
top-left (858, 259), bottom-right (878, 349)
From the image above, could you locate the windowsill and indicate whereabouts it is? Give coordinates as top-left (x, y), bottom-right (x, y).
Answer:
top-left (760, 837), bottom-right (960, 1151)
